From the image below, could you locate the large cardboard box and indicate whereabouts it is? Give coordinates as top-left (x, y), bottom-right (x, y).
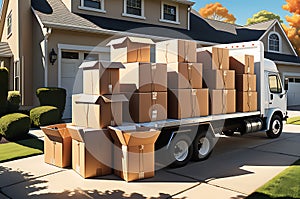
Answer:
top-left (197, 47), bottom-right (229, 70)
top-left (203, 69), bottom-right (235, 90)
top-left (123, 92), bottom-right (167, 123)
top-left (109, 126), bottom-right (160, 182)
top-left (41, 124), bottom-right (71, 168)
top-left (236, 74), bottom-right (256, 92)
top-left (168, 89), bottom-right (209, 119)
top-left (107, 37), bottom-right (154, 63)
top-left (167, 63), bottom-right (203, 89)
top-left (210, 90), bottom-right (236, 115)
top-left (237, 92), bottom-right (258, 112)
top-left (156, 39), bottom-right (197, 63)
top-left (80, 61), bottom-right (125, 95)
top-left (67, 126), bottom-right (113, 178)
top-left (229, 55), bottom-right (255, 74)
top-left (120, 62), bottom-right (167, 93)
top-left (72, 94), bottom-right (128, 129)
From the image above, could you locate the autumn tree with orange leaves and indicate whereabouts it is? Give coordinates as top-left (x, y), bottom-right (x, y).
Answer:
top-left (282, 0), bottom-right (300, 55)
top-left (199, 3), bottom-right (236, 24)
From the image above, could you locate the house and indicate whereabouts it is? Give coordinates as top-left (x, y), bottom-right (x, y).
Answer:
top-left (0, 0), bottom-right (299, 119)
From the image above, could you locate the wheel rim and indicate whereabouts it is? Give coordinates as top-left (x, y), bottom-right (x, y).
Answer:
top-left (173, 140), bottom-right (189, 162)
top-left (198, 137), bottom-right (210, 156)
top-left (272, 120), bottom-right (281, 135)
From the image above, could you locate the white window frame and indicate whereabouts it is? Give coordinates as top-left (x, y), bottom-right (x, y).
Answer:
top-left (122, 0), bottom-right (146, 20)
top-left (78, 0), bottom-right (106, 13)
top-left (268, 31), bottom-right (282, 53)
top-left (14, 60), bottom-right (20, 91)
top-left (160, 1), bottom-right (180, 25)
top-left (7, 10), bottom-right (12, 38)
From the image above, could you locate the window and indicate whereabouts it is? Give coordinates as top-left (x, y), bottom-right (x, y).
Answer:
top-left (14, 61), bottom-right (20, 91)
top-left (79, 0), bottom-right (105, 13)
top-left (62, 51), bottom-right (79, 59)
top-left (268, 32), bottom-right (281, 52)
top-left (7, 11), bottom-right (12, 37)
top-left (269, 75), bottom-right (282, 93)
top-left (123, 0), bottom-right (145, 19)
top-left (160, 2), bottom-right (179, 24)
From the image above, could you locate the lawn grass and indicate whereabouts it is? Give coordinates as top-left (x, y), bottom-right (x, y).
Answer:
top-left (0, 138), bottom-right (44, 163)
top-left (287, 116), bottom-right (300, 125)
top-left (246, 160), bottom-right (300, 199)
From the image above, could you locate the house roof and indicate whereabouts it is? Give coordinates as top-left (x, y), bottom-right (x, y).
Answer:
top-left (0, 42), bottom-right (13, 57)
top-left (244, 20), bottom-right (277, 30)
top-left (265, 52), bottom-right (300, 65)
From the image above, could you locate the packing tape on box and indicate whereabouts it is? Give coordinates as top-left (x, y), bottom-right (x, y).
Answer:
top-left (109, 84), bottom-right (113, 94)
top-left (122, 145), bottom-right (129, 179)
top-left (139, 145), bottom-right (145, 179)
top-left (151, 64), bottom-right (157, 92)
top-left (187, 63), bottom-right (193, 87)
top-left (76, 142), bottom-right (80, 173)
top-left (191, 89), bottom-right (197, 117)
top-left (52, 141), bottom-right (56, 165)
top-left (152, 110), bottom-right (158, 120)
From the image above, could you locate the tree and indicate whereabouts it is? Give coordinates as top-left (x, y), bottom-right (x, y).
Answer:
top-left (282, 0), bottom-right (300, 55)
top-left (199, 3), bottom-right (236, 24)
top-left (246, 10), bottom-right (283, 25)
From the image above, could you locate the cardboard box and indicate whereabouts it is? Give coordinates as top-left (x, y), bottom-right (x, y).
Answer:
top-left (107, 37), bottom-right (154, 63)
top-left (168, 89), bottom-right (209, 119)
top-left (197, 47), bottom-right (229, 70)
top-left (167, 63), bottom-right (203, 89)
top-left (237, 92), bottom-right (258, 112)
top-left (67, 126), bottom-right (113, 178)
top-left (236, 74), bottom-right (256, 91)
top-left (120, 62), bottom-right (167, 93)
top-left (229, 55), bottom-right (255, 74)
top-left (203, 69), bottom-right (235, 90)
top-left (109, 126), bottom-right (160, 182)
top-left (41, 124), bottom-right (72, 168)
top-left (210, 90), bottom-right (236, 115)
top-left (72, 94), bottom-right (128, 129)
top-left (123, 92), bottom-right (167, 123)
top-left (156, 39), bottom-right (197, 63)
top-left (80, 61), bottom-right (125, 95)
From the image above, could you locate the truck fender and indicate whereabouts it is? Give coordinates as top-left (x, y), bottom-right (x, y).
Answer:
top-left (266, 108), bottom-right (284, 131)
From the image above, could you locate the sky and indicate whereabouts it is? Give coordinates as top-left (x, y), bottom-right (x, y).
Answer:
top-left (192, 0), bottom-right (291, 26)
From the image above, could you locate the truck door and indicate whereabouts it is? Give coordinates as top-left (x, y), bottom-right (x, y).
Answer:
top-left (267, 73), bottom-right (287, 112)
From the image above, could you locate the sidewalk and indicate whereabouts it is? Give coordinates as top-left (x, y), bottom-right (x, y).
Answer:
top-left (0, 121), bottom-right (299, 198)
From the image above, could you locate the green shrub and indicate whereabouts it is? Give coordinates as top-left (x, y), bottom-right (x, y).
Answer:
top-left (0, 67), bottom-right (9, 116)
top-left (36, 87), bottom-right (66, 119)
top-left (0, 113), bottom-right (31, 140)
top-left (7, 91), bottom-right (21, 113)
top-left (30, 106), bottom-right (60, 127)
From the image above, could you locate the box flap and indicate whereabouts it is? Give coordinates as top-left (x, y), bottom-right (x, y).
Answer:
top-left (75, 94), bottom-right (100, 104)
top-left (78, 61), bottom-right (98, 69)
top-left (101, 94), bottom-right (128, 103)
top-left (67, 125), bottom-right (85, 142)
top-left (79, 61), bottom-right (125, 69)
top-left (41, 124), bottom-right (70, 139)
top-left (106, 36), bottom-right (154, 46)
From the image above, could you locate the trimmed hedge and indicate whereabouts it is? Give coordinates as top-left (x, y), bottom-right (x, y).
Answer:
top-left (36, 87), bottom-right (66, 119)
top-left (30, 106), bottom-right (60, 127)
top-left (0, 113), bottom-right (31, 140)
top-left (7, 91), bottom-right (21, 113)
top-left (0, 67), bottom-right (9, 116)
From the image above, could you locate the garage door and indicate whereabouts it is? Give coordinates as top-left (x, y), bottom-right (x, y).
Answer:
top-left (61, 51), bottom-right (110, 119)
top-left (287, 77), bottom-right (300, 107)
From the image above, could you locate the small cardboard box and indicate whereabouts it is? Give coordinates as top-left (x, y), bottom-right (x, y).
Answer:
top-left (67, 126), bottom-right (113, 178)
top-left (203, 69), bottom-right (235, 90)
top-left (107, 37), bottom-right (154, 63)
top-left (236, 74), bottom-right (256, 91)
top-left (237, 92), bottom-right (258, 112)
top-left (120, 62), bottom-right (167, 93)
top-left (197, 47), bottom-right (229, 70)
top-left (156, 39), bottom-right (197, 63)
top-left (167, 63), bottom-right (203, 89)
top-left (109, 126), bottom-right (160, 182)
top-left (229, 55), bottom-right (255, 74)
top-left (41, 124), bottom-right (71, 168)
top-left (72, 94), bottom-right (128, 129)
top-left (210, 90), bottom-right (236, 115)
top-left (168, 89), bottom-right (209, 119)
top-left (80, 61), bottom-right (125, 95)
top-left (123, 92), bottom-right (167, 123)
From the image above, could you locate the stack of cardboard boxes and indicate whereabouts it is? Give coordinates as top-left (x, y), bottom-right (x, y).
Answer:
top-left (230, 55), bottom-right (257, 112)
top-left (198, 47), bottom-right (236, 115)
top-left (156, 39), bottom-right (209, 119)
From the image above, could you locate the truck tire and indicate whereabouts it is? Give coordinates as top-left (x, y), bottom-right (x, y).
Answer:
top-left (266, 115), bottom-right (283, 139)
top-left (191, 132), bottom-right (213, 161)
top-left (168, 133), bottom-right (193, 168)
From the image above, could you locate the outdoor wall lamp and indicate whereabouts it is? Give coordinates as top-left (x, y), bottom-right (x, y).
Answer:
top-left (49, 48), bottom-right (57, 65)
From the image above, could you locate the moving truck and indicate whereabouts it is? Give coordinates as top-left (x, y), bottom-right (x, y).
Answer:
top-left (117, 41), bottom-right (288, 168)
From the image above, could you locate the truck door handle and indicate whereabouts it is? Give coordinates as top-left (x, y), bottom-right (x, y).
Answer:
top-left (270, 94), bottom-right (274, 100)
top-left (269, 102), bottom-right (273, 105)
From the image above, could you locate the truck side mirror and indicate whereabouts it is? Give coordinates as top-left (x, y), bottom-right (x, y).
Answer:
top-left (284, 78), bottom-right (289, 91)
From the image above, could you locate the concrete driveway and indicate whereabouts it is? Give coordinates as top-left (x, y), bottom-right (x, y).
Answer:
top-left (0, 116), bottom-right (299, 198)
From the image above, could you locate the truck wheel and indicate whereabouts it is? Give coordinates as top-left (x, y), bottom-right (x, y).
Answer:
top-left (168, 134), bottom-right (193, 168)
top-left (191, 132), bottom-right (213, 161)
top-left (266, 115), bottom-right (283, 139)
